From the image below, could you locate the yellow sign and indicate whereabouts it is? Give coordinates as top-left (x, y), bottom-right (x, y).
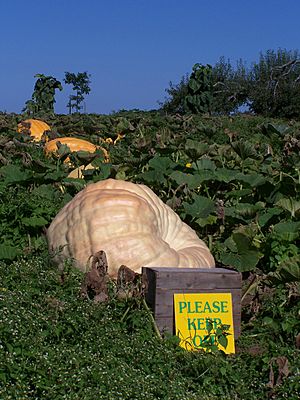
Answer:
top-left (174, 293), bottom-right (235, 354)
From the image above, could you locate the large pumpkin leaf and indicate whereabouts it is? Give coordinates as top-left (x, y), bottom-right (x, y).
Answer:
top-left (258, 207), bottom-right (283, 227)
top-left (266, 255), bottom-right (300, 284)
top-left (262, 123), bottom-right (290, 137)
top-left (220, 250), bottom-right (262, 272)
top-left (225, 188), bottom-right (253, 199)
top-left (231, 140), bottom-right (260, 160)
top-left (234, 172), bottom-right (267, 187)
top-left (219, 232), bottom-right (263, 272)
top-left (213, 168), bottom-right (237, 183)
top-left (272, 221), bottom-right (300, 241)
top-left (275, 198), bottom-right (300, 218)
top-left (225, 202), bottom-right (264, 219)
top-left (0, 165), bottom-right (32, 185)
top-left (141, 155), bottom-right (176, 185)
top-left (195, 158), bottom-right (216, 171)
top-left (148, 155), bottom-right (176, 171)
top-left (0, 244), bottom-right (19, 260)
top-left (195, 214), bottom-right (218, 227)
top-left (170, 171), bottom-right (204, 189)
top-left (44, 170), bottom-right (67, 182)
top-left (185, 139), bottom-right (209, 158)
top-left (92, 163), bottom-right (112, 181)
top-left (183, 195), bottom-right (216, 219)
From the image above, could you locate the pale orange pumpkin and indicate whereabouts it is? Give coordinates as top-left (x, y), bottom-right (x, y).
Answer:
top-left (17, 119), bottom-right (51, 142)
top-left (47, 179), bottom-right (215, 277)
top-left (67, 163), bottom-right (97, 179)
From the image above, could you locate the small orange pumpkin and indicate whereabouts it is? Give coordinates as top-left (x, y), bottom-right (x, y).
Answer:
top-left (17, 119), bottom-right (51, 142)
top-left (44, 137), bottom-right (110, 163)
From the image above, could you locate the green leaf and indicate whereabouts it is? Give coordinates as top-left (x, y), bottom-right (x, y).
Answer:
top-left (273, 221), bottom-right (300, 241)
top-left (91, 155), bottom-right (108, 167)
top-left (214, 168), bottom-right (237, 183)
top-left (262, 123), bottom-right (290, 137)
top-left (225, 188), bottom-right (253, 199)
top-left (0, 244), bottom-right (19, 260)
top-left (44, 170), bottom-right (67, 181)
top-left (232, 232), bottom-right (252, 252)
top-left (206, 320), bottom-right (213, 333)
top-left (231, 140), bottom-right (260, 160)
top-left (223, 236), bottom-right (238, 253)
top-left (235, 173), bottom-right (267, 187)
top-left (258, 207), bottom-right (283, 227)
top-left (22, 216), bottom-right (48, 227)
top-left (185, 139), bottom-right (209, 158)
top-left (267, 256), bottom-right (300, 284)
top-left (56, 143), bottom-right (71, 157)
top-left (217, 334), bottom-right (228, 349)
top-left (0, 165), bottom-right (32, 185)
top-left (276, 198), bottom-right (300, 217)
top-left (220, 251), bottom-right (262, 272)
top-left (148, 155), bottom-right (176, 172)
top-left (62, 177), bottom-right (86, 191)
top-left (141, 169), bottom-right (167, 185)
top-left (280, 257), bottom-right (300, 281)
top-left (183, 195), bottom-right (216, 219)
top-left (195, 215), bottom-right (218, 227)
top-left (31, 184), bottom-right (60, 200)
top-left (92, 163), bottom-right (112, 181)
top-left (71, 150), bottom-right (97, 164)
top-left (142, 155), bottom-right (176, 185)
top-left (219, 232), bottom-right (263, 271)
top-left (170, 171), bottom-right (203, 189)
top-left (225, 203), bottom-right (264, 219)
top-left (195, 158), bottom-right (216, 171)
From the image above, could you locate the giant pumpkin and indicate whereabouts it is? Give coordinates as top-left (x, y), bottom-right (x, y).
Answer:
top-left (47, 179), bottom-right (215, 277)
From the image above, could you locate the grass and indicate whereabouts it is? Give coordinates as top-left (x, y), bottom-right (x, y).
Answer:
top-left (1, 252), bottom-right (299, 399)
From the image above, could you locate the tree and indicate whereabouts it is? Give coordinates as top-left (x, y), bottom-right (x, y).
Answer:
top-left (23, 74), bottom-right (62, 116)
top-left (160, 60), bottom-right (249, 115)
top-left (184, 63), bottom-right (214, 114)
top-left (211, 57), bottom-right (249, 115)
top-left (160, 49), bottom-right (300, 118)
top-left (160, 74), bottom-right (189, 114)
top-left (64, 72), bottom-right (91, 113)
top-left (248, 48), bottom-right (300, 118)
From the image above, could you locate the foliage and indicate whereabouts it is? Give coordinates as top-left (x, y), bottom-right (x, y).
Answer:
top-left (248, 48), bottom-right (300, 118)
top-left (23, 74), bottom-right (63, 117)
top-left (184, 63), bottom-right (214, 114)
top-left (64, 71), bottom-right (91, 114)
top-left (160, 74), bottom-right (189, 114)
top-left (161, 59), bottom-right (249, 115)
top-left (161, 48), bottom-right (300, 118)
top-left (211, 56), bottom-right (249, 114)
top-left (249, 48), bottom-right (300, 117)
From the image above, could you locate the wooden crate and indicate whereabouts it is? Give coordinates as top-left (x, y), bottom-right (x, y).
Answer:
top-left (142, 267), bottom-right (242, 340)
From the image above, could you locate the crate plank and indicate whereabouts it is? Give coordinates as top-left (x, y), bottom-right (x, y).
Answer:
top-left (142, 267), bottom-right (242, 340)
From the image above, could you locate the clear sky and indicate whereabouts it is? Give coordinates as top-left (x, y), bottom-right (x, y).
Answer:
top-left (1, 0), bottom-right (300, 115)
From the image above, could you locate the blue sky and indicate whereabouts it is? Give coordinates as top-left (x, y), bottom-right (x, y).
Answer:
top-left (1, 0), bottom-right (300, 115)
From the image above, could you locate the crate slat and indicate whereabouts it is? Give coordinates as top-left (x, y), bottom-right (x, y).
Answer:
top-left (142, 267), bottom-right (242, 340)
